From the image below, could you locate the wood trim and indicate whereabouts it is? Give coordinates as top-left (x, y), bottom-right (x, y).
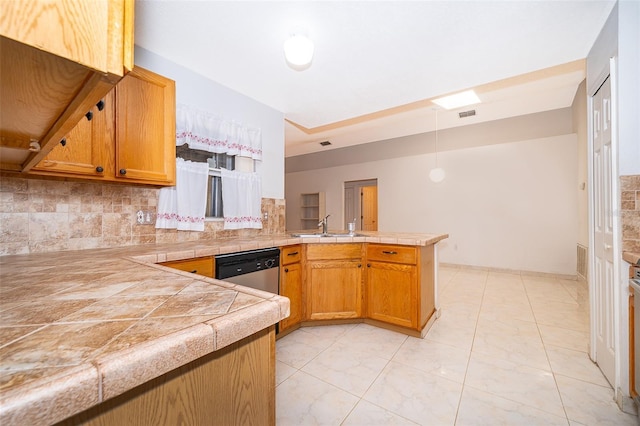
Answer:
top-left (631, 288), bottom-right (636, 398)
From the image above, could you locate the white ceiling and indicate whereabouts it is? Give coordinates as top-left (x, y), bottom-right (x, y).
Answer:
top-left (134, 0), bottom-right (615, 157)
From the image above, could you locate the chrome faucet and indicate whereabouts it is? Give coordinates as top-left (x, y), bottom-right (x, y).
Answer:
top-left (318, 214), bottom-right (330, 234)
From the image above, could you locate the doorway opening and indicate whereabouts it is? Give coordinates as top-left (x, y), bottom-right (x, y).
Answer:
top-left (344, 179), bottom-right (378, 231)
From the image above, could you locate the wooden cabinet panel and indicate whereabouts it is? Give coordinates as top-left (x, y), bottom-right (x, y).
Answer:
top-left (281, 245), bottom-right (302, 266)
top-left (306, 243), bottom-right (362, 261)
top-left (0, 0), bottom-right (133, 171)
top-left (280, 262), bottom-right (303, 331)
top-left (30, 66), bottom-right (176, 186)
top-left (0, 0), bottom-right (133, 75)
top-left (366, 261), bottom-right (417, 328)
top-left (307, 260), bottom-right (363, 320)
top-left (366, 244), bottom-right (417, 265)
top-left (32, 92), bottom-right (115, 177)
top-left (160, 257), bottom-right (214, 278)
top-left (115, 67), bottom-right (176, 185)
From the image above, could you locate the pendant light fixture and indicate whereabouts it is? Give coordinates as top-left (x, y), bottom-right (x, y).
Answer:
top-left (429, 108), bottom-right (446, 183)
top-left (283, 32), bottom-right (314, 69)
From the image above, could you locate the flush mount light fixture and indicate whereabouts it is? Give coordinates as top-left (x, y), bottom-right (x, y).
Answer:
top-left (432, 90), bottom-right (480, 110)
top-left (283, 34), bottom-right (314, 68)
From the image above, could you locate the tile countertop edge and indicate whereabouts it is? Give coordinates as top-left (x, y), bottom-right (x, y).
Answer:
top-left (0, 298), bottom-right (288, 426)
top-left (623, 251), bottom-right (640, 265)
top-left (125, 232), bottom-right (450, 263)
top-left (0, 365), bottom-right (100, 426)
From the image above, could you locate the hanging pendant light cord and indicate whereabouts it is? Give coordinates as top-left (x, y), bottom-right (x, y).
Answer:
top-left (435, 109), bottom-right (439, 166)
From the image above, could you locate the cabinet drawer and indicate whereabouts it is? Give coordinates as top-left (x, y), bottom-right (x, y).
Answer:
top-left (366, 244), bottom-right (417, 265)
top-left (159, 256), bottom-right (214, 278)
top-left (306, 243), bottom-right (362, 261)
top-left (281, 245), bottom-right (302, 265)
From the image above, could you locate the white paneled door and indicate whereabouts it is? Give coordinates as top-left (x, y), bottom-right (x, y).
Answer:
top-left (592, 75), bottom-right (615, 386)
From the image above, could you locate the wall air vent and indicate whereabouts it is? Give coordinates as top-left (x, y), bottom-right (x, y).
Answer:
top-left (459, 110), bottom-right (476, 118)
top-left (319, 141), bottom-right (332, 146)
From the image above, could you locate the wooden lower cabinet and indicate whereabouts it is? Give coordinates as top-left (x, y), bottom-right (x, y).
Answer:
top-left (366, 261), bottom-right (417, 328)
top-left (159, 256), bottom-right (214, 278)
top-left (307, 259), bottom-right (363, 320)
top-left (56, 326), bottom-right (276, 426)
top-left (305, 244), bottom-right (363, 321)
top-left (280, 245), bottom-right (303, 332)
top-left (365, 243), bottom-right (435, 333)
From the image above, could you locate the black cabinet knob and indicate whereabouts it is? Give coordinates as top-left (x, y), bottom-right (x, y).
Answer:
top-left (95, 166), bottom-right (104, 173)
top-left (96, 100), bottom-right (105, 111)
top-left (119, 169), bottom-right (127, 175)
top-left (85, 111), bottom-right (93, 121)
top-left (367, 264), bottom-right (371, 268)
top-left (284, 268), bottom-right (289, 273)
top-left (358, 264), bottom-right (362, 268)
top-left (60, 138), bottom-right (67, 147)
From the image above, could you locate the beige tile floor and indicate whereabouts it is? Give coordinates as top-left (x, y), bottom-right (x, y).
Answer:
top-left (275, 266), bottom-right (639, 425)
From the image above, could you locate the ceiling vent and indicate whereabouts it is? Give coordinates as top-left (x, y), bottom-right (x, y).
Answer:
top-left (319, 141), bottom-right (332, 146)
top-left (459, 110), bottom-right (476, 118)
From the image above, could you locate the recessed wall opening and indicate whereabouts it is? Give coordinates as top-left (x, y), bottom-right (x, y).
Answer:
top-left (344, 179), bottom-right (378, 231)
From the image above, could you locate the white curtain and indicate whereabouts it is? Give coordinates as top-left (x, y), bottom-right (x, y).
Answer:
top-left (175, 104), bottom-right (262, 160)
top-left (156, 158), bottom-right (210, 231)
top-left (221, 168), bottom-right (263, 230)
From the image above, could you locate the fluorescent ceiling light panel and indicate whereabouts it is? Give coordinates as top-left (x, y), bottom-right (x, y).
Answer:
top-left (432, 90), bottom-right (481, 110)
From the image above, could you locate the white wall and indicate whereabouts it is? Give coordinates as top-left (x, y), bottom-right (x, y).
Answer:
top-left (286, 133), bottom-right (578, 275)
top-left (134, 47), bottom-right (285, 199)
top-left (618, 0), bottom-right (640, 176)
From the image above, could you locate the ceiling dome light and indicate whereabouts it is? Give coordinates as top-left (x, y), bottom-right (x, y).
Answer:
top-left (284, 34), bottom-right (314, 67)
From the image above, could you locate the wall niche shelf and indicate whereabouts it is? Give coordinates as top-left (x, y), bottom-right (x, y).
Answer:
top-left (300, 192), bottom-right (325, 230)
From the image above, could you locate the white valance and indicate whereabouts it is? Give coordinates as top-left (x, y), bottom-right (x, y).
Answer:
top-left (156, 158), bottom-right (209, 231)
top-left (176, 104), bottom-right (262, 160)
top-left (221, 168), bottom-right (263, 230)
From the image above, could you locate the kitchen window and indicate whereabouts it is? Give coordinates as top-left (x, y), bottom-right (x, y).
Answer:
top-left (177, 145), bottom-right (234, 218)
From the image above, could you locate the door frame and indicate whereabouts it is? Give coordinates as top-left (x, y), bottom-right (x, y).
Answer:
top-left (344, 179), bottom-right (377, 230)
top-left (587, 56), bottom-right (623, 396)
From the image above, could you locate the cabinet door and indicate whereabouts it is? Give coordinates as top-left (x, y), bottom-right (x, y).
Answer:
top-left (307, 260), bottom-right (363, 320)
top-left (159, 257), bottom-right (214, 278)
top-left (280, 262), bottom-right (303, 331)
top-left (32, 92), bottom-right (115, 177)
top-left (0, 0), bottom-right (133, 75)
top-left (366, 261), bottom-right (417, 329)
top-left (115, 67), bottom-right (176, 184)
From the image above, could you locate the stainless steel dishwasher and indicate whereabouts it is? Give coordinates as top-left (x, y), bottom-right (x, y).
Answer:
top-left (214, 248), bottom-right (280, 294)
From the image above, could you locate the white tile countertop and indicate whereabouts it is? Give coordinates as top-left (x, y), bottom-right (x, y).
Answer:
top-left (0, 231), bottom-right (447, 425)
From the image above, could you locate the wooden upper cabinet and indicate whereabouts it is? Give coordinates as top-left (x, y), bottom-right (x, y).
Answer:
top-left (32, 92), bottom-right (115, 177)
top-left (0, 0), bottom-right (134, 75)
top-left (31, 67), bottom-right (176, 186)
top-left (115, 67), bottom-right (176, 185)
top-left (0, 0), bottom-right (133, 172)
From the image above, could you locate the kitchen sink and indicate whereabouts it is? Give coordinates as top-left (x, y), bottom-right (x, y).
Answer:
top-left (291, 232), bottom-right (364, 238)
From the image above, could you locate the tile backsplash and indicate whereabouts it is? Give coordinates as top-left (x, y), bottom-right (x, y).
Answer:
top-left (0, 174), bottom-right (285, 256)
top-left (621, 174), bottom-right (640, 254)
